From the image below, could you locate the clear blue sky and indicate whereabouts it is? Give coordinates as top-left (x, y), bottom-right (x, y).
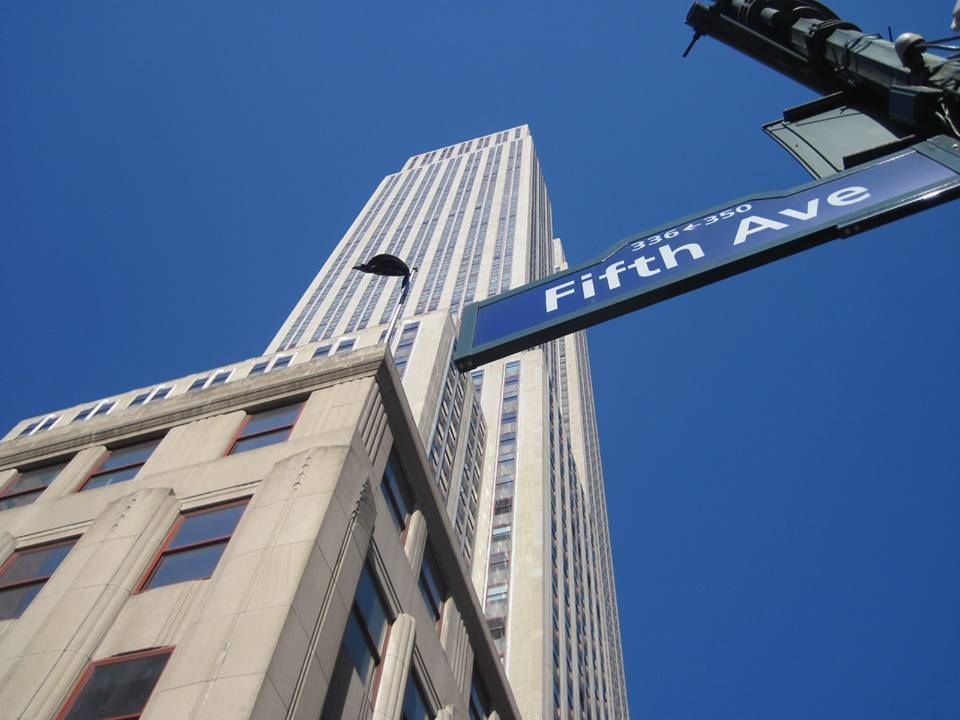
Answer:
top-left (2, 2), bottom-right (958, 717)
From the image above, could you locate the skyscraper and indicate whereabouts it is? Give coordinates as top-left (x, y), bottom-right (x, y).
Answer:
top-left (268, 125), bottom-right (628, 720)
top-left (1, 125), bottom-right (628, 720)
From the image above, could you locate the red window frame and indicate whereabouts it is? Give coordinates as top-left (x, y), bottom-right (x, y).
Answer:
top-left (0, 461), bottom-right (65, 509)
top-left (78, 438), bottom-right (162, 492)
top-left (136, 498), bottom-right (249, 592)
top-left (53, 647), bottom-right (173, 720)
top-left (226, 401), bottom-right (305, 456)
top-left (0, 537), bottom-right (77, 620)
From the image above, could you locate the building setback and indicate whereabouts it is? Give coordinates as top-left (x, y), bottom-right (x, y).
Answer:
top-left (2, 125), bottom-right (628, 719)
top-left (0, 347), bottom-right (519, 719)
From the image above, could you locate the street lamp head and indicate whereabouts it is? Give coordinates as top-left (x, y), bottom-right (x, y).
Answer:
top-left (352, 253), bottom-right (410, 278)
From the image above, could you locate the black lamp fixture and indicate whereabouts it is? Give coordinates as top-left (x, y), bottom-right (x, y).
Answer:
top-left (352, 253), bottom-right (414, 348)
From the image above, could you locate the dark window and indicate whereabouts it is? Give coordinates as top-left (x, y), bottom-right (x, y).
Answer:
top-left (139, 500), bottom-right (247, 591)
top-left (0, 538), bottom-right (76, 620)
top-left (469, 672), bottom-right (492, 720)
top-left (494, 497), bottom-right (513, 515)
top-left (229, 402), bottom-right (303, 455)
top-left (93, 401), bottom-right (115, 417)
top-left (72, 407), bottom-right (95, 423)
top-left (401, 674), bottom-right (431, 720)
top-left (18, 421), bottom-right (41, 437)
top-left (381, 456), bottom-right (414, 532)
top-left (0, 461), bottom-right (66, 510)
top-left (249, 361), bottom-right (269, 377)
top-left (343, 565), bottom-right (389, 679)
top-left (312, 345), bottom-right (332, 359)
top-left (418, 547), bottom-right (447, 621)
top-left (81, 438), bottom-right (161, 491)
top-left (273, 355), bottom-right (293, 370)
top-left (188, 377), bottom-right (208, 392)
top-left (209, 370), bottom-right (231, 386)
top-left (153, 386), bottom-right (172, 401)
top-left (321, 564), bottom-right (391, 719)
top-left (55, 648), bottom-right (172, 720)
top-left (129, 392), bottom-right (150, 407)
top-left (335, 339), bottom-right (355, 354)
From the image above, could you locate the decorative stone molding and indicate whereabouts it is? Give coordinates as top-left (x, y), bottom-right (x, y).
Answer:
top-left (360, 388), bottom-right (390, 464)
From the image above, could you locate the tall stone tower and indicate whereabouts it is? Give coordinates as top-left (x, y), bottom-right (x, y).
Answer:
top-left (269, 126), bottom-right (629, 720)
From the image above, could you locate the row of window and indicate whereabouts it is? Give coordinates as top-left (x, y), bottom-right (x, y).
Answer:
top-left (0, 497), bottom-right (247, 622)
top-left (14, 342), bottom-right (362, 440)
top-left (484, 361), bottom-right (521, 657)
top-left (50, 597), bottom-right (491, 720)
top-left (320, 455), bottom-right (495, 719)
top-left (379, 457), bottom-right (449, 625)
top-left (50, 562), bottom-right (490, 719)
top-left (313, 169), bottom-right (423, 343)
top-left (1, 402), bottom-right (303, 510)
top-left (283, 172), bottom-right (401, 349)
top-left (348, 165), bottom-right (432, 333)
top-left (322, 557), bottom-right (492, 720)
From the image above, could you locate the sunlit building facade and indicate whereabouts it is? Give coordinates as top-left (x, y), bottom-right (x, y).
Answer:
top-left (2, 126), bottom-right (628, 720)
top-left (1, 346), bottom-right (521, 720)
top-left (268, 126), bottom-right (629, 720)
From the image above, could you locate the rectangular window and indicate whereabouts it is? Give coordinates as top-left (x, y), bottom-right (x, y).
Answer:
top-left (249, 361), bottom-right (269, 377)
top-left (209, 370), bottom-right (232, 386)
top-left (393, 322), bottom-right (419, 377)
top-left (313, 344), bottom-right (332, 359)
top-left (72, 408), bottom-right (93, 423)
top-left (335, 338), bottom-right (356, 354)
top-left (418, 546), bottom-right (447, 621)
top-left (229, 402), bottom-right (303, 455)
top-left (139, 500), bottom-right (247, 591)
top-left (54, 648), bottom-right (172, 720)
top-left (401, 673), bottom-right (431, 720)
top-left (272, 354), bottom-right (293, 370)
top-left (0, 538), bottom-right (76, 620)
top-left (73, 400), bottom-right (115, 422)
top-left (130, 385), bottom-right (172, 408)
top-left (494, 497), bottom-right (513, 515)
top-left (321, 564), bottom-right (391, 719)
top-left (129, 392), bottom-right (151, 407)
top-left (19, 417), bottom-right (60, 436)
top-left (381, 456), bottom-right (414, 532)
top-left (343, 565), bottom-right (390, 681)
top-left (0, 461), bottom-right (66, 510)
top-left (188, 376), bottom-right (208, 392)
top-left (81, 438), bottom-right (161, 491)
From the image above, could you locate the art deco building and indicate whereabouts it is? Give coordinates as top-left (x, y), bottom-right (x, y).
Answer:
top-left (1, 126), bottom-right (628, 720)
top-left (0, 347), bottom-right (519, 720)
top-left (266, 126), bottom-right (628, 720)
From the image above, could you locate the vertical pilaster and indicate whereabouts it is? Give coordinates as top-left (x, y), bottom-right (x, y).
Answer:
top-left (0, 531), bottom-right (15, 567)
top-left (371, 612), bottom-right (416, 720)
top-left (439, 599), bottom-right (471, 693)
top-left (0, 487), bottom-right (179, 719)
top-left (404, 509), bottom-right (427, 573)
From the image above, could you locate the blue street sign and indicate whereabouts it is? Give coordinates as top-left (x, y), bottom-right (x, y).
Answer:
top-left (455, 137), bottom-right (960, 371)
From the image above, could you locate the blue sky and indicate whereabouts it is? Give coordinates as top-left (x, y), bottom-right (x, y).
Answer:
top-left (2, 2), bottom-right (958, 717)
